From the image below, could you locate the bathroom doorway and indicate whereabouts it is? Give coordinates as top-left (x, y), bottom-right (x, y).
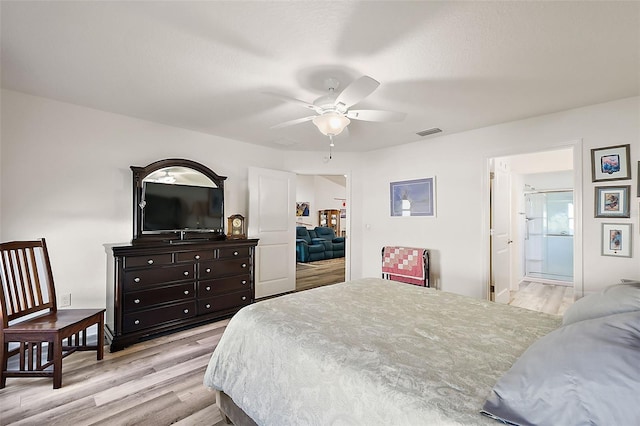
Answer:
top-left (524, 190), bottom-right (574, 284)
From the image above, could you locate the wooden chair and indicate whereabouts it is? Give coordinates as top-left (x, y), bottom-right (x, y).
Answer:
top-left (0, 238), bottom-right (105, 389)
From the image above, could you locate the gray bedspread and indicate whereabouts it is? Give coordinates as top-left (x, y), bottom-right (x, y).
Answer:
top-left (204, 277), bottom-right (560, 425)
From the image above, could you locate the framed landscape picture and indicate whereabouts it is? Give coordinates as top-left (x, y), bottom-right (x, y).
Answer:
top-left (594, 185), bottom-right (630, 218)
top-left (390, 177), bottom-right (435, 217)
top-left (591, 144), bottom-right (631, 182)
top-left (601, 223), bottom-right (632, 257)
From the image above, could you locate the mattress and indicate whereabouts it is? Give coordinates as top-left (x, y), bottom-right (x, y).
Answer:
top-left (204, 277), bottom-right (561, 425)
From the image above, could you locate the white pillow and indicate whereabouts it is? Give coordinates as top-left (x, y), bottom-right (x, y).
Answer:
top-left (562, 281), bottom-right (640, 325)
top-left (482, 310), bottom-right (640, 425)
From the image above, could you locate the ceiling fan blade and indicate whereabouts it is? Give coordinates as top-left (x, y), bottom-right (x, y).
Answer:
top-left (263, 92), bottom-right (318, 111)
top-left (270, 115), bottom-right (316, 129)
top-left (334, 76), bottom-right (380, 108)
top-left (346, 109), bottom-right (406, 122)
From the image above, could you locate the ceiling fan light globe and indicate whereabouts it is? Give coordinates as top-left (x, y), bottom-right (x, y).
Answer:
top-left (312, 113), bottom-right (350, 136)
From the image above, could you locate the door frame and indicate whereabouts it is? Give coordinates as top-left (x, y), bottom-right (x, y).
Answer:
top-left (482, 139), bottom-right (583, 301)
top-left (293, 171), bottom-right (352, 283)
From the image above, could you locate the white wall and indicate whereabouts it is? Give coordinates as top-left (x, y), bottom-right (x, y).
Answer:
top-left (2, 90), bottom-right (638, 308)
top-left (295, 175), bottom-right (346, 229)
top-left (0, 90), bottom-right (284, 308)
top-left (295, 175), bottom-right (315, 227)
top-left (314, 176), bottom-right (346, 230)
top-left (522, 171), bottom-right (574, 190)
top-left (357, 96), bottom-right (639, 298)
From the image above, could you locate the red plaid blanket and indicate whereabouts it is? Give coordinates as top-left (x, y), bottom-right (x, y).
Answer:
top-left (382, 246), bottom-right (427, 286)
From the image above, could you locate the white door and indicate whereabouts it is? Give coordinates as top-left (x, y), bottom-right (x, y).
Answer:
top-left (491, 159), bottom-right (512, 304)
top-left (248, 167), bottom-right (296, 298)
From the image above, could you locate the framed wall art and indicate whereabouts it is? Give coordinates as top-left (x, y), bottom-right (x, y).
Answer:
top-left (601, 223), bottom-right (632, 257)
top-left (594, 185), bottom-right (630, 218)
top-left (591, 144), bottom-right (631, 182)
top-left (296, 202), bottom-right (310, 217)
top-left (390, 177), bottom-right (435, 217)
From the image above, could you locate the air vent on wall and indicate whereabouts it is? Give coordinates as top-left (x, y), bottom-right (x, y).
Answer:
top-left (416, 128), bottom-right (442, 137)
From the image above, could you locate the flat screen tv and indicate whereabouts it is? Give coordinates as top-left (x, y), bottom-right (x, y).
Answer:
top-left (141, 182), bottom-right (224, 234)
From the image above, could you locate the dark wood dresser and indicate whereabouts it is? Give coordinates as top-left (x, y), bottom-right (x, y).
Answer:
top-left (105, 238), bottom-right (258, 352)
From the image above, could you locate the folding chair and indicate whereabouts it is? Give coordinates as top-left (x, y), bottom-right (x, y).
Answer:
top-left (0, 238), bottom-right (105, 389)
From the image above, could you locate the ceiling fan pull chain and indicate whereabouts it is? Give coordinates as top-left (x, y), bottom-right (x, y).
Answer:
top-left (329, 135), bottom-right (334, 159)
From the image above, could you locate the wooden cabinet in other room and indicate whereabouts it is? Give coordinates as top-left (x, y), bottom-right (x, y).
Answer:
top-left (318, 209), bottom-right (340, 233)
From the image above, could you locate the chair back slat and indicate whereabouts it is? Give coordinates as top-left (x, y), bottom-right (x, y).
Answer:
top-left (0, 239), bottom-right (56, 327)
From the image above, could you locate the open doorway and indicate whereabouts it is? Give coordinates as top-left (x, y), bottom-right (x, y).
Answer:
top-left (295, 174), bottom-right (347, 291)
top-left (489, 146), bottom-right (580, 315)
top-left (523, 188), bottom-right (574, 284)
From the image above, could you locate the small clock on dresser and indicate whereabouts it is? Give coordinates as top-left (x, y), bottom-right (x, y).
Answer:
top-left (227, 214), bottom-right (246, 239)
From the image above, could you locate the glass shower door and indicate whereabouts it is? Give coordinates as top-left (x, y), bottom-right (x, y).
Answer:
top-left (524, 191), bottom-right (574, 282)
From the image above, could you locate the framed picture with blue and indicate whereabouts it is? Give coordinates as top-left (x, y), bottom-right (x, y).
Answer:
top-left (601, 223), bottom-right (632, 257)
top-left (296, 202), bottom-right (310, 217)
top-left (390, 177), bottom-right (436, 217)
top-left (591, 144), bottom-right (631, 182)
top-left (594, 185), bottom-right (630, 218)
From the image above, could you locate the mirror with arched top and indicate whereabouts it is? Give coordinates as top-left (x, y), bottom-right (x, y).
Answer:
top-left (131, 159), bottom-right (227, 244)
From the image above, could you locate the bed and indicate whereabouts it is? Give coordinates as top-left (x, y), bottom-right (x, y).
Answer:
top-left (203, 277), bottom-right (640, 425)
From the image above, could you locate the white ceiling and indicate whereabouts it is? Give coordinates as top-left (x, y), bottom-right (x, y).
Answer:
top-left (1, 1), bottom-right (638, 152)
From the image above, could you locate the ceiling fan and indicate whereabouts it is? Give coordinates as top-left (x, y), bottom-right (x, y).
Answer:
top-left (266, 75), bottom-right (406, 137)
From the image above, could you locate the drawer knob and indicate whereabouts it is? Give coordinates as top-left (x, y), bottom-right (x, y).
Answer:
top-left (206, 268), bottom-right (211, 273)
top-left (241, 263), bottom-right (247, 268)
top-left (242, 296), bottom-right (247, 301)
top-left (134, 320), bottom-right (140, 325)
top-left (183, 271), bottom-right (189, 276)
top-left (134, 277), bottom-right (140, 283)
top-left (183, 309), bottom-right (189, 314)
top-left (134, 299), bottom-right (140, 304)
top-left (233, 251), bottom-right (238, 256)
top-left (184, 290), bottom-right (189, 295)
top-left (195, 255), bottom-right (200, 260)
top-left (147, 259), bottom-right (154, 265)
top-left (205, 286), bottom-right (211, 291)
top-left (242, 280), bottom-right (247, 285)
top-left (205, 303), bottom-right (211, 309)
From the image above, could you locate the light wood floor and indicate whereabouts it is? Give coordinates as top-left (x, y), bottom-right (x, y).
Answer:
top-left (0, 320), bottom-right (230, 426)
top-left (295, 257), bottom-right (345, 292)
top-left (508, 281), bottom-right (574, 316)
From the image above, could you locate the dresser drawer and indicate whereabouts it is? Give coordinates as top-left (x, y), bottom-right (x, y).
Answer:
top-left (199, 258), bottom-right (250, 279)
top-left (198, 290), bottom-right (252, 314)
top-left (198, 276), bottom-right (250, 297)
top-left (124, 282), bottom-right (195, 311)
top-left (218, 246), bottom-right (251, 259)
top-left (123, 301), bottom-right (197, 333)
top-left (175, 250), bottom-right (215, 263)
top-left (123, 264), bottom-right (194, 289)
top-left (125, 254), bottom-right (173, 268)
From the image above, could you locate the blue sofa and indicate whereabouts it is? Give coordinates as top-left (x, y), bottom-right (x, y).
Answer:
top-left (296, 226), bottom-right (346, 262)
top-left (313, 226), bottom-right (345, 259)
top-left (296, 227), bottom-right (326, 262)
